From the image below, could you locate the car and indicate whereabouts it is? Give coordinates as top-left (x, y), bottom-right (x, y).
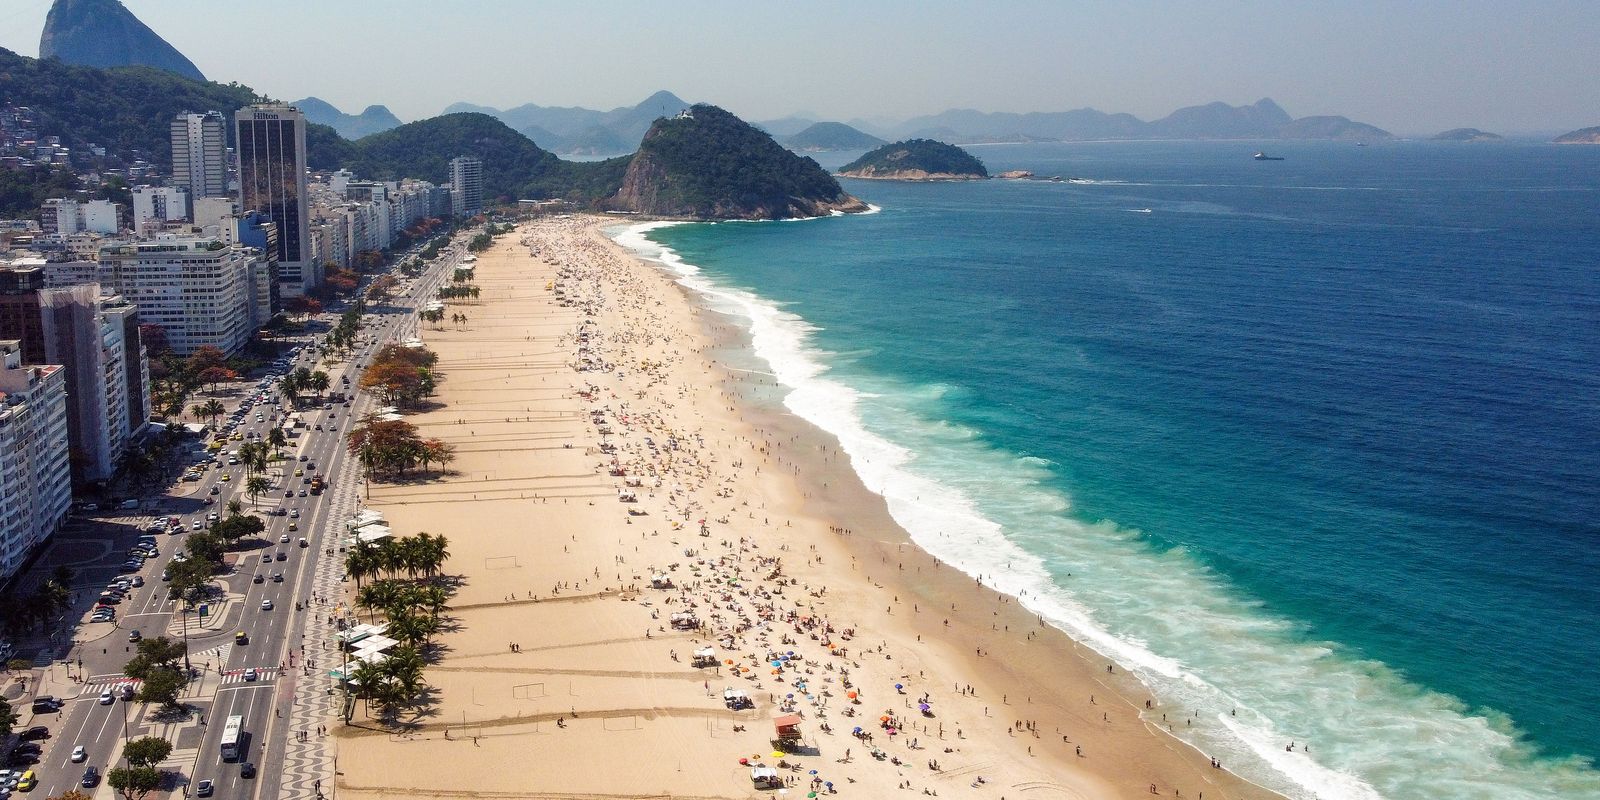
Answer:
top-left (97, 690), bottom-right (113, 705)
top-left (271, 573), bottom-right (283, 583)
top-left (242, 668), bottom-right (258, 682)
top-left (118, 684), bottom-right (135, 700)
top-left (209, 485), bottom-right (220, 495)
top-left (121, 560), bottom-right (142, 570)
top-left (131, 576), bottom-right (144, 587)
top-left (195, 778), bottom-right (214, 796)
top-left (16, 770), bottom-right (37, 791)
top-left (289, 509), bottom-right (300, 519)
top-left (192, 520), bottom-right (203, 530)
top-left (90, 611), bottom-right (115, 622)
top-left (252, 573), bottom-right (264, 584)
top-left (298, 490), bottom-right (307, 497)
top-left (302, 476), bottom-right (311, 484)
top-left (280, 533), bottom-right (290, 543)
top-left (284, 490), bottom-right (293, 498)
top-left (260, 599), bottom-right (273, 610)
top-left (299, 454), bottom-right (309, 462)
top-left (9, 744), bottom-right (41, 757)
top-left (276, 551), bottom-right (287, 561)
top-left (208, 512), bottom-right (220, 521)
top-left (220, 473), bottom-right (231, 481)
top-left (293, 468), bottom-right (303, 477)
top-left (160, 570), bottom-right (171, 582)
top-left (96, 594), bottom-right (122, 605)
top-left (108, 580), bottom-right (130, 590)
top-left (298, 537), bottom-right (309, 548)
top-left (288, 521), bottom-right (298, 531)
top-left (70, 745), bottom-right (86, 763)
top-left (127, 630), bottom-right (142, 642)
top-left (240, 762), bottom-right (256, 779)
top-left (81, 765), bottom-right (100, 788)
top-left (16, 727), bottom-right (48, 742)
top-left (234, 631), bottom-right (249, 645)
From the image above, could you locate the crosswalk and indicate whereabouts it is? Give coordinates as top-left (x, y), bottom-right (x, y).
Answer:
top-left (221, 666), bottom-right (279, 685)
top-left (79, 675), bottom-right (140, 697)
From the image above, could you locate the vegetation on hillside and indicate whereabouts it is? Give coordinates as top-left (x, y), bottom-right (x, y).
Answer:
top-left (617, 104), bottom-right (856, 218)
top-left (838, 139), bottom-right (989, 178)
top-left (340, 113), bottom-right (628, 203)
top-left (0, 46), bottom-right (255, 163)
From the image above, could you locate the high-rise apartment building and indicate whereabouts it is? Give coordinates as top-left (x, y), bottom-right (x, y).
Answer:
top-left (131, 185), bottom-right (189, 235)
top-left (449, 156), bottom-right (483, 218)
top-left (0, 340), bottom-right (71, 583)
top-left (40, 198), bottom-right (121, 235)
top-left (235, 105), bottom-right (316, 293)
top-left (171, 111), bottom-right (228, 201)
top-left (97, 236), bottom-right (255, 356)
top-left (0, 267), bottom-right (152, 484)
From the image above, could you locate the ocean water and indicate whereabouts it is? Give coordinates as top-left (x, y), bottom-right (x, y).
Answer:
top-left (610, 140), bottom-right (1600, 800)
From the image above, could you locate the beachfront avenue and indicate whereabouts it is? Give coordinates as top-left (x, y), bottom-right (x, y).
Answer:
top-left (4, 237), bottom-right (464, 800)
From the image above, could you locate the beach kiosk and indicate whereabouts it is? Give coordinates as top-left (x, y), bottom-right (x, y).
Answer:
top-left (670, 611), bottom-right (699, 631)
top-left (750, 766), bottom-right (781, 789)
top-left (723, 687), bottom-right (752, 710)
top-left (691, 646), bottom-right (717, 668)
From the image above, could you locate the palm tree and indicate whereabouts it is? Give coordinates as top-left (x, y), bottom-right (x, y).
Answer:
top-left (355, 581), bottom-right (402, 623)
top-left (309, 371), bottom-right (330, 400)
top-left (245, 475), bottom-right (271, 507)
top-left (345, 546), bottom-right (380, 592)
top-left (199, 399), bottom-right (225, 429)
top-left (226, 499), bottom-right (243, 518)
top-left (266, 427), bottom-right (287, 458)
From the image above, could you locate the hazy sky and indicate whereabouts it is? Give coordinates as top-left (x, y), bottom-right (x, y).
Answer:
top-left (2, 0), bottom-right (1597, 135)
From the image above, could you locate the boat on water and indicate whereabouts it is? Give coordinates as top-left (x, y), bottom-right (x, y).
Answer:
top-left (1253, 152), bottom-right (1285, 161)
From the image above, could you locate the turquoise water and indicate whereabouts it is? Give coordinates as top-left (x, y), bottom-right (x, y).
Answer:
top-left (611, 140), bottom-right (1600, 800)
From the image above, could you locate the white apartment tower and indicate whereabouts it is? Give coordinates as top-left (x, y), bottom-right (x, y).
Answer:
top-left (97, 237), bottom-right (255, 356)
top-left (0, 341), bottom-right (71, 583)
top-left (449, 156), bottom-right (483, 218)
top-left (171, 111), bottom-right (229, 200)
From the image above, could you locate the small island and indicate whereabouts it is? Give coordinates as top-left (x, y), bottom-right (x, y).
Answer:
top-left (1554, 126), bottom-right (1600, 144)
top-left (1432, 128), bottom-right (1503, 142)
top-left (837, 139), bottom-right (989, 180)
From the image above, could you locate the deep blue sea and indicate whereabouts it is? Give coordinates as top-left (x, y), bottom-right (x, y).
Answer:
top-left (611, 140), bottom-right (1600, 800)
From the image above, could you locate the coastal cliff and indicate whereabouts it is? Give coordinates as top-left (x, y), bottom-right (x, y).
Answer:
top-left (837, 139), bottom-right (988, 180)
top-left (1554, 126), bottom-right (1600, 144)
top-left (609, 104), bottom-right (868, 220)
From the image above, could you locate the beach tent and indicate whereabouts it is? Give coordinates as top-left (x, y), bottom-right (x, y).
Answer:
top-left (692, 646), bottom-right (717, 667)
top-left (750, 767), bottom-right (781, 789)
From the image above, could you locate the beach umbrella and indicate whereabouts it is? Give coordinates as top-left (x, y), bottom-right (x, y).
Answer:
top-left (772, 751), bottom-right (785, 758)
top-left (880, 715), bottom-right (890, 722)
top-left (786, 693), bottom-right (794, 699)
top-left (738, 758), bottom-right (749, 765)
top-left (919, 703), bottom-right (931, 711)
top-left (809, 769), bottom-right (818, 775)
top-left (895, 683), bottom-right (903, 690)
top-left (846, 691), bottom-right (857, 699)
top-left (852, 726), bottom-right (862, 734)
top-left (808, 793), bottom-right (817, 798)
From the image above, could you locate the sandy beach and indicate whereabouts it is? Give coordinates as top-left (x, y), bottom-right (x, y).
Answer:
top-left (331, 215), bottom-right (1278, 800)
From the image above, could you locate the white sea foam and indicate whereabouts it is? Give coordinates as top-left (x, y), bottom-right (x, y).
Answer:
top-left (608, 222), bottom-right (1600, 800)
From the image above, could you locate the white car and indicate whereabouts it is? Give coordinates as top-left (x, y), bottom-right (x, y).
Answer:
top-left (260, 599), bottom-right (274, 611)
top-left (98, 689), bottom-right (114, 705)
top-left (192, 520), bottom-right (203, 530)
top-left (71, 745), bottom-right (87, 762)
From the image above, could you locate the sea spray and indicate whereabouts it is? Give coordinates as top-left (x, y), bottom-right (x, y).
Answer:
top-left (608, 203), bottom-right (1600, 800)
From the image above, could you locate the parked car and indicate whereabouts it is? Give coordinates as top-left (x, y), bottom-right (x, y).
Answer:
top-left (16, 726), bottom-right (49, 741)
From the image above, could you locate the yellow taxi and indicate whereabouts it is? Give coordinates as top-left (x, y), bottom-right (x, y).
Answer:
top-left (235, 631), bottom-right (249, 644)
top-left (294, 468), bottom-right (303, 476)
top-left (220, 473), bottom-right (231, 481)
top-left (17, 770), bottom-right (38, 791)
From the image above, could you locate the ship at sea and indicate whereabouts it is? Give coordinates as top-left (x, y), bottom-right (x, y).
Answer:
top-left (1253, 151), bottom-right (1285, 160)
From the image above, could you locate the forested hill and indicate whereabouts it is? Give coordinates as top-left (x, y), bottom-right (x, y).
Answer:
top-left (611, 104), bottom-right (867, 219)
top-left (0, 46), bottom-right (261, 165)
top-left (837, 139), bottom-right (988, 180)
top-left (340, 113), bottom-right (629, 203)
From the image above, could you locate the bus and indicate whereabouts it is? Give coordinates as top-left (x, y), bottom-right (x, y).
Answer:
top-left (219, 715), bottom-right (244, 761)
